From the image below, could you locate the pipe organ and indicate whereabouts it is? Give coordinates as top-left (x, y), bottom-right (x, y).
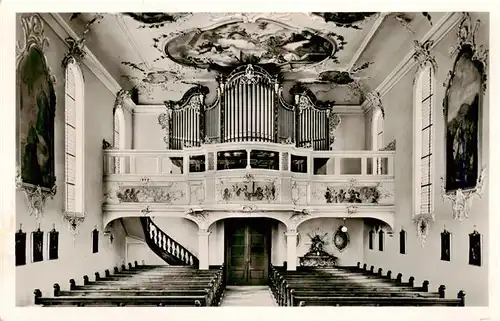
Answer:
top-left (158, 64), bottom-right (341, 150)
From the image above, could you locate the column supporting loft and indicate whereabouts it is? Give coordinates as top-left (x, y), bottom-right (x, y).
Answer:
top-left (198, 229), bottom-right (210, 270)
top-left (285, 230), bottom-right (298, 271)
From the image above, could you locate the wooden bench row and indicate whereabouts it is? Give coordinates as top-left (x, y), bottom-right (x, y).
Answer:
top-left (269, 262), bottom-right (465, 306)
top-left (34, 262), bottom-right (226, 307)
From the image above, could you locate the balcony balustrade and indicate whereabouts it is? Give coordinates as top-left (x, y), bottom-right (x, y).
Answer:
top-left (103, 144), bottom-right (395, 217)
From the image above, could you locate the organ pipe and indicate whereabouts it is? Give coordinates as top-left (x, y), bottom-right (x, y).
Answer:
top-left (160, 65), bottom-right (339, 151)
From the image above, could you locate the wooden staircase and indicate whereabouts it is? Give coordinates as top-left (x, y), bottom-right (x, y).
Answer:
top-left (140, 217), bottom-right (199, 267)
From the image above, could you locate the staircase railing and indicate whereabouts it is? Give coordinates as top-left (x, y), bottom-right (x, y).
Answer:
top-left (140, 217), bottom-right (199, 267)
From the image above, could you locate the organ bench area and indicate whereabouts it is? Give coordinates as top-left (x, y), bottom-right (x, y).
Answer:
top-left (158, 64), bottom-right (341, 150)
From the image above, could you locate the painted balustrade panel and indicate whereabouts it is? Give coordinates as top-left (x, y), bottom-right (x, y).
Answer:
top-left (103, 180), bottom-right (190, 205)
top-left (310, 179), bottom-right (394, 205)
top-left (215, 173), bottom-right (280, 204)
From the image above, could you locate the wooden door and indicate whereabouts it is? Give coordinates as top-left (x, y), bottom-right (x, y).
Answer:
top-left (226, 219), bottom-right (270, 285)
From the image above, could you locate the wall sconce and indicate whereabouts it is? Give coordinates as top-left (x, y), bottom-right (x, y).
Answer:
top-left (103, 231), bottom-right (114, 244)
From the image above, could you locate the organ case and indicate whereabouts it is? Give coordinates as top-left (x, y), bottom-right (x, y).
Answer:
top-left (158, 64), bottom-right (341, 150)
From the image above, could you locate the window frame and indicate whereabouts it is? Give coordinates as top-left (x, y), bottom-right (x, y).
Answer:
top-left (64, 60), bottom-right (85, 216)
top-left (372, 108), bottom-right (384, 174)
top-left (113, 106), bottom-right (126, 173)
top-left (399, 229), bottom-right (407, 254)
top-left (412, 63), bottom-right (436, 217)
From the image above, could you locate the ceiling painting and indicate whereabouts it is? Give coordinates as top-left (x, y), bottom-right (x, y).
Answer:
top-left (163, 20), bottom-right (338, 72)
top-left (60, 12), bottom-right (443, 104)
top-left (123, 13), bottom-right (193, 27)
top-left (311, 12), bottom-right (377, 29)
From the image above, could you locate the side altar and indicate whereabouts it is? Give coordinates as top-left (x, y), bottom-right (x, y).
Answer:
top-left (299, 233), bottom-right (338, 267)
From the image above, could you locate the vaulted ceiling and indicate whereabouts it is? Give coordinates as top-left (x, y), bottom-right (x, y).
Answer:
top-left (60, 12), bottom-right (441, 105)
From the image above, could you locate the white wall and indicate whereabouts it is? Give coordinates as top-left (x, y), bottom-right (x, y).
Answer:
top-left (15, 14), bottom-right (127, 306)
top-left (296, 218), bottom-right (364, 267)
top-left (363, 12), bottom-right (489, 306)
top-left (125, 237), bottom-right (166, 266)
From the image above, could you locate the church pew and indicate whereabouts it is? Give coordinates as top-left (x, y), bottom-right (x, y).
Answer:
top-left (35, 264), bottom-right (226, 307)
top-left (35, 290), bottom-right (208, 307)
top-left (294, 295), bottom-right (465, 306)
top-left (67, 268), bottom-right (225, 306)
top-left (268, 264), bottom-right (442, 306)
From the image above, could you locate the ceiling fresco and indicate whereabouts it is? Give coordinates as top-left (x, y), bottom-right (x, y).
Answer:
top-left (59, 12), bottom-right (441, 104)
top-left (123, 13), bottom-right (192, 27)
top-left (164, 20), bottom-right (337, 72)
top-left (311, 12), bottom-right (377, 29)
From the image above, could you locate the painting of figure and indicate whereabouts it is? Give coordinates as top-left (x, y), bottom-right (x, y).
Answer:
top-left (18, 47), bottom-right (56, 189)
top-left (444, 47), bottom-right (481, 192)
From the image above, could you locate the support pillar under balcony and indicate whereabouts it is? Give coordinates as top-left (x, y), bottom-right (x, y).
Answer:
top-left (285, 230), bottom-right (298, 271)
top-left (198, 229), bottom-right (210, 270)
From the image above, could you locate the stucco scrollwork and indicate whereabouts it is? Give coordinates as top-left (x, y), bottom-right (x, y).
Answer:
top-left (412, 212), bottom-right (435, 247)
top-left (380, 139), bottom-right (396, 151)
top-left (185, 209), bottom-right (209, 229)
top-left (158, 109), bottom-right (173, 148)
top-left (62, 211), bottom-right (85, 243)
top-left (365, 91), bottom-right (384, 118)
top-left (346, 205), bottom-right (358, 215)
top-left (449, 13), bottom-right (488, 92)
top-left (412, 40), bottom-right (437, 69)
top-left (441, 167), bottom-right (486, 222)
top-left (16, 166), bottom-right (56, 221)
top-left (326, 109), bottom-right (341, 149)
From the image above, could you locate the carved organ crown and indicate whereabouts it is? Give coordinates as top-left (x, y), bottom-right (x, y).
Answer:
top-left (159, 64), bottom-right (340, 150)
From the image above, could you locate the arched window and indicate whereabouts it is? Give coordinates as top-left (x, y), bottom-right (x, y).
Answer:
top-left (378, 230), bottom-right (385, 251)
top-left (113, 107), bottom-right (125, 173)
top-left (399, 229), bottom-right (407, 254)
top-left (413, 64), bottom-right (435, 216)
top-left (64, 61), bottom-right (84, 215)
top-left (372, 109), bottom-right (384, 174)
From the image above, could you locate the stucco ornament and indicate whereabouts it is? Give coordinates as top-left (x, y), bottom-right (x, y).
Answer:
top-left (326, 109), bottom-right (341, 149)
top-left (185, 209), bottom-right (208, 229)
top-left (441, 167), bottom-right (486, 222)
top-left (16, 166), bottom-right (56, 221)
top-left (412, 40), bottom-right (437, 69)
top-left (62, 211), bottom-right (85, 243)
top-left (412, 212), bottom-right (435, 247)
top-left (365, 91), bottom-right (384, 118)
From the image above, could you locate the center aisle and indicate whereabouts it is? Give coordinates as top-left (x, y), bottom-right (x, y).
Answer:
top-left (220, 286), bottom-right (277, 306)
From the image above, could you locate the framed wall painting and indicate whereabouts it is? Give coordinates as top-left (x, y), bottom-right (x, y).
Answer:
top-left (32, 228), bottom-right (44, 263)
top-left (15, 227), bottom-right (27, 266)
top-left (441, 230), bottom-right (451, 261)
top-left (16, 14), bottom-right (57, 192)
top-left (469, 230), bottom-right (481, 266)
top-left (442, 13), bottom-right (488, 193)
top-left (48, 227), bottom-right (59, 260)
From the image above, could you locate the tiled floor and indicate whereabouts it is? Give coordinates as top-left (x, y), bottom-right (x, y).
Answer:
top-left (220, 285), bottom-right (277, 306)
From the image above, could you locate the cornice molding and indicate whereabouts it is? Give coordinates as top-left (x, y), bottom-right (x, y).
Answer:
top-left (362, 12), bottom-right (463, 114)
top-left (39, 13), bottom-right (122, 95)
